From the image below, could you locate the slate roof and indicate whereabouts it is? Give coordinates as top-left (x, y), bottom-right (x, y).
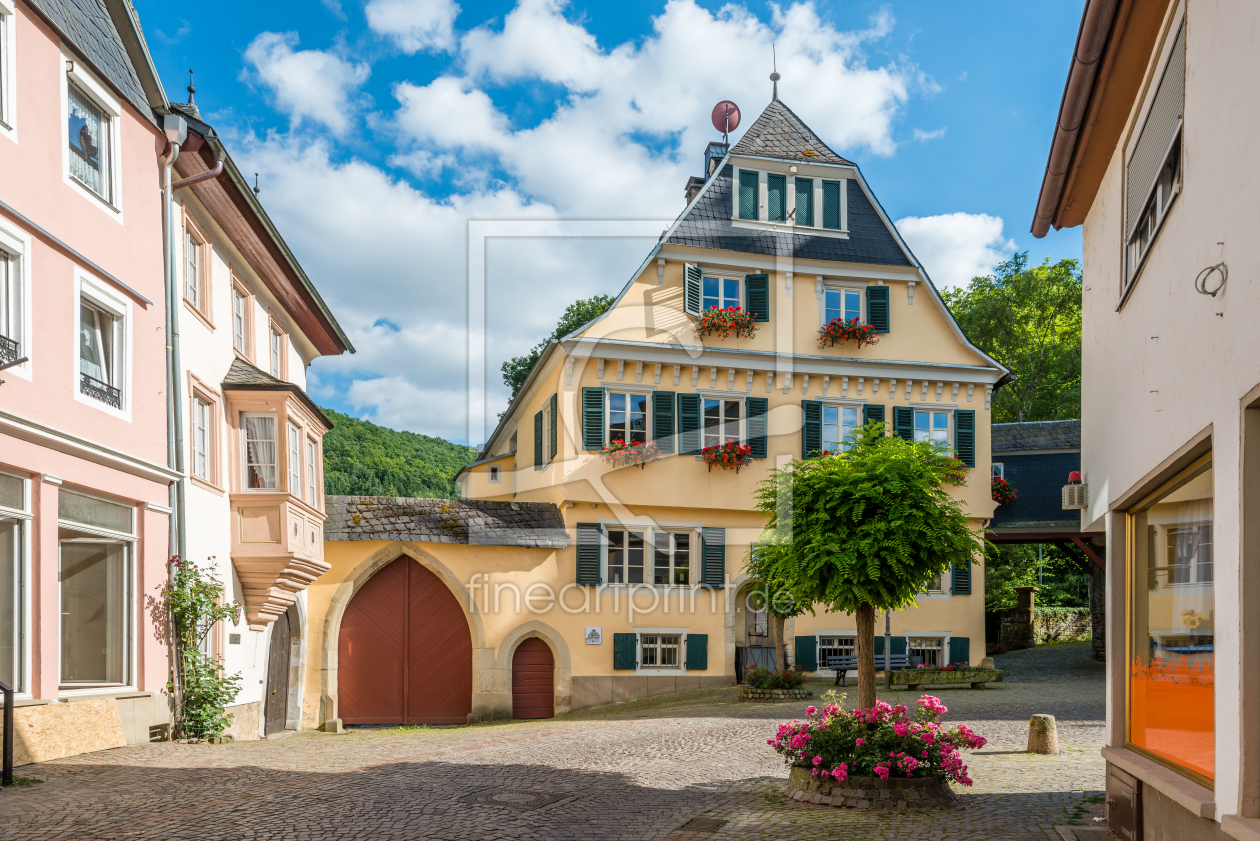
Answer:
top-left (220, 358), bottom-right (333, 428)
top-left (667, 164), bottom-right (911, 265)
top-left (324, 496), bottom-right (570, 549)
top-left (730, 99), bottom-right (853, 165)
top-left (991, 420), bottom-right (1081, 452)
top-left (27, 0), bottom-right (151, 116)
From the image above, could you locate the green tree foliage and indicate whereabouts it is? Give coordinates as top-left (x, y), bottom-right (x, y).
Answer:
top-left (944, 252), bottom-right (1082, 423)
top-left (752, 423), bottom-right (979, 708)
top-left (984, 543), bottom-right (1091, 612)
top-left (165, 558), bottom-right (243, 739)
top-left (502, 294), bottom-right (615, 400)
top-left (321, 407), bottom-right (477, 499)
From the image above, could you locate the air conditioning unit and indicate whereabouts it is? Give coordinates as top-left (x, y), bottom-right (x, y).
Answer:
top-left (1062, 471), bottom-right (1088, 509)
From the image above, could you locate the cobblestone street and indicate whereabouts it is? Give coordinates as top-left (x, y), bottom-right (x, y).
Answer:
top-left (0, 643), bottom-right (1106, 840)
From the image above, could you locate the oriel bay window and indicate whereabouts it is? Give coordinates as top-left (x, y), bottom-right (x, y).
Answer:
top-left (58, 489), bottom-right (134, 689)
top-left (243, 414), bottom-right (279, 489)
top-left (1128, 456), bottom-right (1214, 783)
top-left (287, 422), bottom-right (302, 494)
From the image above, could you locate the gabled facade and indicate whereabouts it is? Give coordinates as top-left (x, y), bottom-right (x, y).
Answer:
top-left (311, 95), bottom-right (1007, 726)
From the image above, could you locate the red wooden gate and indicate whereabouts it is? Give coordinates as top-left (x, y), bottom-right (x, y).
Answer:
top-left (512, 637), bottom-right (555, 719)
top-left (338, 557), bottom-right (472, 725)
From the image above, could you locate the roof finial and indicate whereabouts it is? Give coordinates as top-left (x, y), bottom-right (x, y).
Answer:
top-left (253, 173), bottom-right (260, 196)
top-left (187, 69), bottom-right (196, 106)
top-left (770, 44), bottom-right (780, 101)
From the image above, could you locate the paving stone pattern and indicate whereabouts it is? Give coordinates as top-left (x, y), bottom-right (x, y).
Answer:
top-left (0, 643), bottom-right (1106, 840)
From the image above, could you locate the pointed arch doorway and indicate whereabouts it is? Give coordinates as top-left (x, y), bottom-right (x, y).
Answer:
top-left (337, 557), bottom-right (472, 725)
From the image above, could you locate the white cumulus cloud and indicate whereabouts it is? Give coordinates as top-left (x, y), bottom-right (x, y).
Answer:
top-left (241, 32), bottom-right (369, 135)
top-left (895, 212), bottom-right (1017, 291)
top-left (366, 0), bottom-right (460, 53)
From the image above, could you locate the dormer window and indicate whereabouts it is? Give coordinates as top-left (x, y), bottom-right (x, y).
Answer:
top-left (732, 166), bottom-right (847, 233)
top-left (703, 276), bottom-right (740, 311)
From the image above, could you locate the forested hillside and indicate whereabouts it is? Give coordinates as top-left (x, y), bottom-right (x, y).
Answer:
top-left (321, 408), bottom-right (476, 499)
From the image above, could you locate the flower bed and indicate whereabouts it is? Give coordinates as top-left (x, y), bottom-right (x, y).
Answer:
top-left (768, 695), bottom-right (986, 802)
top-left (890, 668), bottom-right (1003, 690)
top-left (745, 664), bottom-right (809, 690)
top-left (784, 766), bottom-right (957, 809)
top-left (599, 439), bottom-right (661, 469)
top-left (695, 307), bottom-right (757, 340)
top-left (818, 318), bottom-right (879, 349)
top-left (740, 688), bottom-right (815, 702)
top-left (701, 441), bottom-right (753, 472)
top-left (992, 476), bottom-right (1018, 505)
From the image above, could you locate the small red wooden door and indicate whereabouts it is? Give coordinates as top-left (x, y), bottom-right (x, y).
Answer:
top-left (338, 557), bottom-right (472, 725)
top-left (512, 637), bottom-right (555, 719)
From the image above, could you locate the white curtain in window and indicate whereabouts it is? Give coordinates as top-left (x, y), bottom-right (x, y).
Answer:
top-left (68, 83), bottom-right (108, 200)
top-left (79, 302), bottom-right (113, 384)
top-left (60, 539), bottom-right (127, 685)
top-left (244, 415), bottom-right (277, 489)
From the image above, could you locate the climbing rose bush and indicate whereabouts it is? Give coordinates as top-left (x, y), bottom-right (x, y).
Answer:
top-left (767, 695), bottom-right (987, 787)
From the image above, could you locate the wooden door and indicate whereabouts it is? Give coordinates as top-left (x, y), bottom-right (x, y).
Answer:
top-left (264, 611), bottom-right (291, 735)
top-left (512, 637), bottom-right (554, 719)
top-left (338, 557), bottom-right (472, 725)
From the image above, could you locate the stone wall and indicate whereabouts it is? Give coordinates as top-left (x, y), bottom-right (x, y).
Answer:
top-left (223, 700), bottom-right (263, 741)
top-left (570, 675), bottom-right (734, 711)
top-left (1033, 607), bottom-right (1092, 643)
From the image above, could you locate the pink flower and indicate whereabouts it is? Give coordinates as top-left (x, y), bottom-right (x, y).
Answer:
top-left (855, 738), bottom-right (865, 746)
top-left (812, 756), bottom-right (822, 766)
top-left (805, 706), bottom-right (817, 716)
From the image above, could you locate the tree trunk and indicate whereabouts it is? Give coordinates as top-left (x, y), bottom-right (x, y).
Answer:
top-left (1089, 563), bottom-right (1106, 662)
top-left (856, 603), bottom-right (877, 710)
top-left (772, 613), bottom-right (787, 674)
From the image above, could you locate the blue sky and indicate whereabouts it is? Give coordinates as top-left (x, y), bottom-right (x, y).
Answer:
top-left (134, 0), bottom-right (1085, 444)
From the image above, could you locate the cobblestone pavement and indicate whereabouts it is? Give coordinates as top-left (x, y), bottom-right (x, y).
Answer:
top-left (0, 643), bottom-right (1107, 840)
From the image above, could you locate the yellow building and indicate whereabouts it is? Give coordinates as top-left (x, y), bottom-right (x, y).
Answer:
top-left (305, 95), bottom-right (1009, 728)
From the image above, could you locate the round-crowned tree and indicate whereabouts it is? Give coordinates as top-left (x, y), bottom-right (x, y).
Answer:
top-left (752, 422), bottom-right (979, 709)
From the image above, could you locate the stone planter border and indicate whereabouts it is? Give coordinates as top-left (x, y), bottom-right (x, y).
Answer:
top-left (889, 668), bottom-right (1003, 690)
top-left (785, 766), bottom-right (957, 809)
top-left (737, 688), bottom-right (814, 702)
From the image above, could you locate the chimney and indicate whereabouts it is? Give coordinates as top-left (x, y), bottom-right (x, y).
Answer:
top-left (684, 176), bottom-right (706, 204)
top-left (704, 141), bottom-right (729, 176)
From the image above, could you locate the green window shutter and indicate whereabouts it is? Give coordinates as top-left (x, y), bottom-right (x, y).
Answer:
top-left (866, 285), bottom-right (890, 333)
top-left (738, 170), bottom-right (759, 220)
top-left (955, 410), bottom-right (976, 468)
top-left (873, 636), bottom-right (885, 657)
top-left (745, 274), bottom-right (770, 322)
top-left (949, 636), bottom-right (970, 666)
top-left (891, 636), bottom-right (908, 657)
top-left (678, 393), bottom-right (702, 455)
top-left (821, 180), bottom-right (842, 229)
top-left (576, 522), bottom-right (602, 585)
top-left (893, 406), bottom-right (914, 441)
top-left (952, 561), bottom-right (972, 595)
top-left (767, 174), bottom-right (786, 222)
top-left (652, 391), bottom-right (675, 454)
top-left (794, 635), bottom-right (817, 671)
top-left (701, 527), bottom-right (725, 589)
top-left (801, 400), bottom-right (822, 458)
top-left (613, 632), bottom-right (637, 670)
top-left (746, 397), bottom-right (768, 459)
top-left (863, 404), bottom-right (885, 430)
top-left (684, 263), bottom-right (702, 316)
top-left (534, 410), bottom-right (543, 466)
top-left (548, 393), bottom-right (558, 460)
top-left (794, 177), bottom-right (813, 227)
top-left (581, 387), bottom-right (605, 450)
top-left (686, 633), bottom-right (708, 671)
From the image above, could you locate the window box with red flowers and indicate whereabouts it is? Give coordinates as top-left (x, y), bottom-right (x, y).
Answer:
top-left (701, 441), bottom-right (753, 473)
top-left (695, 307), bottom-right (758, 340)
top-left (600, 440), bottom-right (661, 469)
top-left (992, 477), bottom-right (1018, 505)
top-left (818, 318), bottom-right (879, 350)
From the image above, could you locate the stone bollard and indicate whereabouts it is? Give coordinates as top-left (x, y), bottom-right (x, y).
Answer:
top-left (1027, 714), bottom-right (1059, 754)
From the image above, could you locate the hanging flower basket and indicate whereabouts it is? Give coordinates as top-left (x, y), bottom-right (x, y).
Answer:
top-left (940, 456), bottom-right (967, 486)
top-left (599, 439), bottom-right (661, 469)
top-left (992, 476), bottom-right (1018, 505)
top-left (695, 307), bottom-right (758, 340)
top-left (701, 441), bottom-right (753, 473)
top-left (818, 318), bottom-right (879, 349)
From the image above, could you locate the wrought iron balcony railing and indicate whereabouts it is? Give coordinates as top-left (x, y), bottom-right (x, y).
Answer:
top-left (0, 334), bottom-right (17, 365)
top-left (80, 373), bottom-right (122, 409)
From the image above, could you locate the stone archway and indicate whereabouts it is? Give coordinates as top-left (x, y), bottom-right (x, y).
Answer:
top-left (496, 621), bottom-right (574, 716)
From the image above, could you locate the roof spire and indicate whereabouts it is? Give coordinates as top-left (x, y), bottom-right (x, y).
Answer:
top-left (187, 69), bottom-right (196, 106)
top-left (771, 44), bottom-right (780, 100)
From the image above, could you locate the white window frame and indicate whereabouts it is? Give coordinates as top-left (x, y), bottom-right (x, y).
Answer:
top-left (1125, 134), bottom-right (1181, 287)
top-left (907, 633), bottom-right (951, 667)
top-left (911, 406), bottom-right (952, 449)
top-left (731, 164), bottom-right (850, 238)
top-left (306, 437), bottom-right (320, 507)
top-left (649, 528), bottom-right (694, 587)
top-left (816, 631), bottom-right (857, 673)
top-left (921, 567), bottom-right (952, 598)
top-left (61, 52), bottom-right (123, 218)
top-left (286, 421), bottom-right (302, 496)
top-left (192, 396), bottom-right (210, 480)
top-left (699, 392), bottom-right (744, 451)
top-left (634, 627), bottom-right (691, 675)
top-left (0, 0), bottom-right (18, 141)
top-left (601, 520), bottom-right (703, 591)
top-left (74, 272), bottom-right (131, 420)
top-left (0, 467), bottom-right (31, 698)
top-left (0, 220), bottom-right (31, 380)
top-left (606, 389), bottom-right (650, 447)
top-left (56, 487), bottom-right (137, 695)
top-left (700, 273), bottom-right (742, 312)
top-left (992, 462), bottom-right (1005, 481)
top-left (488, 465), bottom-right (501, 484)
top-left (820, 283), bottom-right (865, 327)
top-left (241, 412), bottom-right (280, 491)
top-left (819, 400), bottom-right (863, 454)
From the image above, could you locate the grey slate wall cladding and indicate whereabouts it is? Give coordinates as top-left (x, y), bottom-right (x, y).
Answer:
top-left (991, 420), bottom-right (1081, 452)
top-left (990, 452), bottom-right (1081, 529)
top-left (667, 166), bottom-right (911, 266)
top-left (324, 496), bottom-right (570, 549)
top-left (28, 0), bottom-right (151, 115)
